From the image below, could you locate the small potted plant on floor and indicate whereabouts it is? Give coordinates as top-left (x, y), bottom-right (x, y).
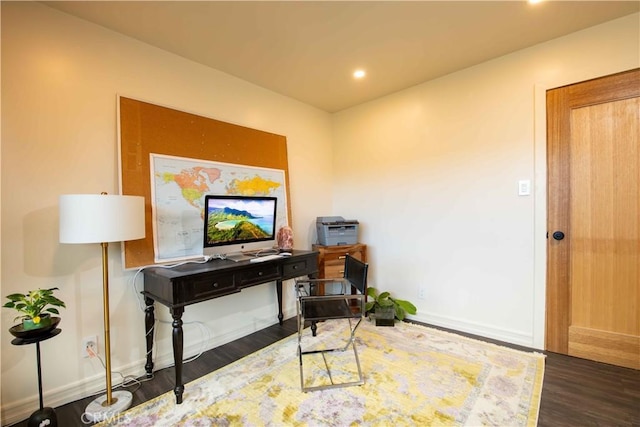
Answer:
top-left (3, 287), bottom-right (66, 331)
top-left (366, 287), bottom-right (417, 326)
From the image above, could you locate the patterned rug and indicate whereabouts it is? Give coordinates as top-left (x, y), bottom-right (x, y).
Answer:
top-left (98, 320), bottom-right (545, 426)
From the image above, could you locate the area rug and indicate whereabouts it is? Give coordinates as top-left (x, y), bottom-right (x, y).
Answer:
top-left (98, 320), bottom-right (545, 426)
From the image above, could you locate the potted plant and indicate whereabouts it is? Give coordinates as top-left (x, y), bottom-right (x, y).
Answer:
top-left (3, 287), bottom-right (66, 331)
top-left (365, 287), bottom-right (417, 326)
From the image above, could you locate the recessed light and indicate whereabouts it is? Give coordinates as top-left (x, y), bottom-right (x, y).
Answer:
top-left (353, 69), bottom-right (366, 79)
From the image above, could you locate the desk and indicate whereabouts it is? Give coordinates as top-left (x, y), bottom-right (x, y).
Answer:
top-left (142, 250), bottom-right (318, 403)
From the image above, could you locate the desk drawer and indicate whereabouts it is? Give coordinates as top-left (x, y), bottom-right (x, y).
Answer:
top-left (181, 274), bottom-right (236, 302)
top-left (324, 250), bottom-right (364, 263)
top-left (283, 258), bottom-right (313, 279)
top-left (324, 264), bottom-right (345, 279)
top-left (324, 255), bottom-right (353, 278)
top-left (237, 265), bottom-right (280, 287)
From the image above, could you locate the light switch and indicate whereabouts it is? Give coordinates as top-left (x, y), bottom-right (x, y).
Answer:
top-left (518, 180), bottom-right (531, 196)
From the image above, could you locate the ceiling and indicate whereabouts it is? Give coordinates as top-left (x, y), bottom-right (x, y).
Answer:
top-left (42, 1), bottom-right (639, 113)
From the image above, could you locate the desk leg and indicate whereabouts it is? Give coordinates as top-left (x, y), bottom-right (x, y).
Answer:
top-left (144, 297), bottom-right (155, 378)
top-left (171, 307), bottom-right (185, 404)
top-left (276, 280), bottom-right (284, 325)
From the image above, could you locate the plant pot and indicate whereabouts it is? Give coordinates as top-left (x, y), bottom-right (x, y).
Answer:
top-left (374, 306), bottom-right (395, 327)
top-left (22, 313), bottom-right (52, 331)
top-left (9, 316), bottom-right (60, 339)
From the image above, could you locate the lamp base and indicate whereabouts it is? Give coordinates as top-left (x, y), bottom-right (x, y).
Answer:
top-left (84, 390), bottom-right (133, 423)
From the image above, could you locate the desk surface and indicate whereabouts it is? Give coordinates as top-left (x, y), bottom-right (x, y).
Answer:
top-left (144, 250), bottom-right (313, 278)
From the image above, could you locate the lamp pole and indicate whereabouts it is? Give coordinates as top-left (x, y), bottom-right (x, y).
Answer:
top-left (59, 193), bottom-right (145, 421)
top-left (101, 241), bottom-right (115, 406)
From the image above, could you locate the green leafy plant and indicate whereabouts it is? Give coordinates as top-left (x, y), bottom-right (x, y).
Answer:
top-left (365, 287), bottom-right (417, 321)
top-left (3, 287), bottom-right (66, 324)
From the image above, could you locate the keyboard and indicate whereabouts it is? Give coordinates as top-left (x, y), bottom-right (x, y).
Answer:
top-left (249, 254), bottom-right (283, 263)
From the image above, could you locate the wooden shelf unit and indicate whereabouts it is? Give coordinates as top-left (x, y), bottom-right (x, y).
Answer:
top-left (312, 243), bottom-right (367, 279)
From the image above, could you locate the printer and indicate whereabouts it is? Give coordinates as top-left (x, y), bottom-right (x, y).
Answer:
top-left (316, 216), bottom-right (359, 246)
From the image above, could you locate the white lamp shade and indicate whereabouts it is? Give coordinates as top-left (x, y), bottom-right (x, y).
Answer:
top-left (59, 194), bottom-right (146, 244)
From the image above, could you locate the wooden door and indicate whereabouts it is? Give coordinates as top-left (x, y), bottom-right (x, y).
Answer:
top-left (546, 68), bottom-right (639, 369)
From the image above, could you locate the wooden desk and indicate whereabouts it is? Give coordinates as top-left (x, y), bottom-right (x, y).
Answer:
top-left (142, 250), bottom-right (318, 404)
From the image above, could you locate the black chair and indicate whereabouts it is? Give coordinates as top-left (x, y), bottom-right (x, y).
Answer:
top-left (295, 254), bottom-right (368, 392)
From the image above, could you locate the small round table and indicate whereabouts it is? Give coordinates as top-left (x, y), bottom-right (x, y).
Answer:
top-left (11, 328), bottom-right (61, 427)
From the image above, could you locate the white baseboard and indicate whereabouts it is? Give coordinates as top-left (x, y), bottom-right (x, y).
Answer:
top-left (1, 359), bottom-right (147, 426)
top-left (407, 312), bottom-right (537, 349)
top-left (1, 312), bottom-right (297, 426)
top-left (149, 312), bottom-right (295, 370)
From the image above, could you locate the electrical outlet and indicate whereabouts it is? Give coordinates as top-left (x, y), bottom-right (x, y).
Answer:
top-left (418, 287), bottom-right (427, 300)
top-left (82, 335), bottom-right (98, 358)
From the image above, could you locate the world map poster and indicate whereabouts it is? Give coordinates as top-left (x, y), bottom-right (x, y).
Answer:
top-left (150, 153), bottom-right (288, 263)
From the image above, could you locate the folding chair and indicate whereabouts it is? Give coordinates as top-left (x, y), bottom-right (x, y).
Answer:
top-left (295, 254), bottom-right (368, 392)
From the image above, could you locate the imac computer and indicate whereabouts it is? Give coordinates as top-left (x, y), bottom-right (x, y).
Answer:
top-left (203, 195), bottom-right (278, 261)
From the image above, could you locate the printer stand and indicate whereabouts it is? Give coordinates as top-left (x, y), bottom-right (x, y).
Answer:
top-left (312, 243), bottom-right (367, 279)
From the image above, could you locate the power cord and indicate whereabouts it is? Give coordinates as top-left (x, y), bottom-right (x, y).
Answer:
top-left (128, 259), bottom-right (215, 372)
top-left (79, 257), bottom-right (214, 401)
top-left (85, 345), bottom-right (142, 395)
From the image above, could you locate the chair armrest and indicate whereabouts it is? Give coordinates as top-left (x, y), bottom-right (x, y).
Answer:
top-left (298, 294), bottom-right (364, 303)
top-left (296, 278), bottom-right (351, 296)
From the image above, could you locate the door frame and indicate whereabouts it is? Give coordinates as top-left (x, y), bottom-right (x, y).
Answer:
top-left (531, 67), bottom-right (637, 350)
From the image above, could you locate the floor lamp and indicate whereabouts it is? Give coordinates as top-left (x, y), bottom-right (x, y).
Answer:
top-left (59, 193), bottom-right (145, 423)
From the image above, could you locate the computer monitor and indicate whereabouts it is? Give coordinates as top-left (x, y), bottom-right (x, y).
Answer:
top-left (203, 195), bottom-right (278, 261)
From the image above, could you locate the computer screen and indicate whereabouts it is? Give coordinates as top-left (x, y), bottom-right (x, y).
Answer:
top-left (203, 195), bottom-right (277, 259)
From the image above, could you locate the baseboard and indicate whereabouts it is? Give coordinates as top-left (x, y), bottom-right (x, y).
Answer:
top-left (149, 312), bottom-right (292, 370)
top-left (1, 312), bottom-right (296, 426)
top-left (1, 358), bottom-right (147, 426)
top-left (407, 312), bottom-right (537, 349)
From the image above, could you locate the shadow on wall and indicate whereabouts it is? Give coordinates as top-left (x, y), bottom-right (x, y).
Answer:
top-left (23, 205), bottom-right (100, 278)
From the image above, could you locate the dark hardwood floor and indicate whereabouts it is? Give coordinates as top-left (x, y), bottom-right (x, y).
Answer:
top-left (9, 319), bottom-right (639, 426)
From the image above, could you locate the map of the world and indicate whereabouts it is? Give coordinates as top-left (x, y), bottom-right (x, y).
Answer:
top-left (150, 153), bottom-right (287, 262)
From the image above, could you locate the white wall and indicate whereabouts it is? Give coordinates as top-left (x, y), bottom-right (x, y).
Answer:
top-left (0, 2), bottom-right (333, 424)
top-left (333, 13), bottom-right (639, 348)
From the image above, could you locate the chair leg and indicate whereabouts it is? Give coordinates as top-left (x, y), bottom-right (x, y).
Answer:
top-left (297, 310), bottom-right (305, 391)
top-left (298, 317), bottom-right (365, 392)
top-left (298, 344), bottom-right (305, 391)
top-left (321, 352), bottom-right (333, 384)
